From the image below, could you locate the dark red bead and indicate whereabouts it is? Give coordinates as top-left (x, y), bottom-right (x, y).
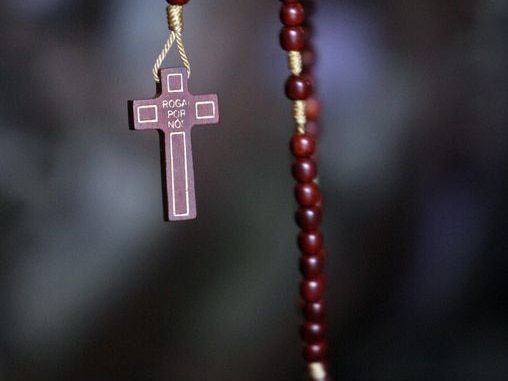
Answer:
top-left (280, 3), bottom-right (305, 26)
top-left (298, 230), bottom-right (323, 255)
top-left (302, 46), bottom-right (316, 69)
top-left (292, 158), bottom-right (317, 183)
top-left (295, 182), bottom-right (321, 207)
top-left (280, 26), bottom-right (305, 51)
top-left (305, 120), bottom-right (320, 137)
top-left (305, 121), bottom-right (319, 136)
top-left (306, 96), bottom-right (320, 121)
top-left (304, 23), bottom-right (315, 40)
top-left (300, 254), bottom-right (325, 279)
top-left (303, 301), bottom-right (327, 322)
top-left (303, 341), bottom-right (328, 362)
top-left (301, 322), bottom-right (327, 343)
top-left (296, 206), bottom-right (321, 230)
top-left (300, 277), bottom-right (325, 302)
top-left (285, 75), bottom-right (312, 100)
top-left (290, 133), bottom-right (315, 157)
top-left (167, 0), bottom-right (189, 4)
top-left (314, 196), bottom-right (323, 211)
top-left (301, 69), bottom-right (315, 90)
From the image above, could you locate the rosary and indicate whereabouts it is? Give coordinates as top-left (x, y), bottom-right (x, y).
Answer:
top-left (129, 1), bottom-right (330, 380)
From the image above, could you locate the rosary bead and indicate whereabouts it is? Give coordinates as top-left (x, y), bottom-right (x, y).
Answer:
top-left (300, 277), bottom-right (325, 302)
top-left (303, 301), bottom-right (327, 322)
top-left (296, 206), bottom-right (321, 231)
top-left (301, 322), bottom-right (327, 343)
top-left (295, 182), bottom-right (321, 207)
top-left (290, 133), bottom-right (316, 157)
top-left (280, 26), bottom-right (306, 51)
top-left (301, 69), bottom-right (315, 90)
top-left (167, 0), bottom-right (189, 4)
top-left (305, 121), bottom-right (319, 136)
top-left (292, 158), bottom-right (317, 183)
top-left (306, 97), bottom-right (320, 121)
top-left (280, 3), bottom-right (305, 26)
top-left (314, 196), bottom-right (323, 212)
top-left (303, 341), bottom-right (328, 363)
top-left (304, 22), bottom-right (315, 40)
top-left (302, 45), bottom-right (316, 69)
top-left (300, 254), bottom-right (325, 279)
top-left (298, 230), bottom-right (323, 255)
top-left (285, 75), bottom-right (312, 100)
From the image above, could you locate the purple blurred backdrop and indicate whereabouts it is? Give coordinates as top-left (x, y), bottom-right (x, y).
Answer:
top-left (0, 1), bottom-right (507, 380)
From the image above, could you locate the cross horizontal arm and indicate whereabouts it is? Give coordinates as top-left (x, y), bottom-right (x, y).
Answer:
top-left (192, 94), bottom-right (219, 125)
top-left (129, 99), bottom-right (161, 130)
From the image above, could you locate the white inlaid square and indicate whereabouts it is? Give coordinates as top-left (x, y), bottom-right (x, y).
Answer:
top-left (195, 101), bottom-right (216, 119)
top-left (137, 105), bottom-right (158, 123)
top-left (167, 73), bottom-right (184, 93)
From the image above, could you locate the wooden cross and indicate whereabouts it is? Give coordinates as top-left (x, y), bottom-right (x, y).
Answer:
top-left (128, 67), bottom-right (220, 221)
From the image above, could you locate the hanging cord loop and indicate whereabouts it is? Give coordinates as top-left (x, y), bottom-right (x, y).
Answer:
top-left (153, 5), bottom-right (192, 82)
top-left (152, 33), bottom-right (176, 82)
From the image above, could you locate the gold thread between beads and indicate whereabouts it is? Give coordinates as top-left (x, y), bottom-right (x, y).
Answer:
top-left (309, 362), bottom-right (327, 380)
top-left (288, 50), bottom-right (305, 133)
top-left (288, 50), bottom-right (303, 75)
top-left (293, 100), bottom-right (307, 134)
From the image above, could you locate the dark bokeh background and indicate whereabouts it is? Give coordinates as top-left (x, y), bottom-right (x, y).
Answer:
top-left (1, 1), bottom-right (507, 380)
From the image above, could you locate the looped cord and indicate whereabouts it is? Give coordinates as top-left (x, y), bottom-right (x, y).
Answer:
top-left (167, 5), bottom-right (191, 77)
top-left (153, 33), bottom-right (176, 82)
top-left (152, 5), bottom-right (191, 82)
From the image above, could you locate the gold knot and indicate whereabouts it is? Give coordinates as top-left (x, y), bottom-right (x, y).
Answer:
top-left (167, 5), bottom-right (184, 34)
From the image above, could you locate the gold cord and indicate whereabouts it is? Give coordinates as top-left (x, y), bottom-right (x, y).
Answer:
top-left (288, 50), bottom-right (303, 75)
top-left (288, 51), bottom-right (307, 134)
top-left (309, 362), bottom-right (327, 380)
top-left (167, 5), bottom-right (191, 78)
top-left (293, 100), bottom-right (307, 134)
top-left (153, 5), bottom-right (191, 83)
top-left (153, 33), bottom-right (176, 82)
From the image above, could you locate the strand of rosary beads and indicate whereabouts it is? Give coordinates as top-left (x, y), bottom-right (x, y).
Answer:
top-left (280, 1), bottom-right (331, 381)
top-left (163, 1), bottom-right (330, 378)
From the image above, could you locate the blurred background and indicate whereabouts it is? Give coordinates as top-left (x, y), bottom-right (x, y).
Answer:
top-left (1, 0), bottom-right (507, 380)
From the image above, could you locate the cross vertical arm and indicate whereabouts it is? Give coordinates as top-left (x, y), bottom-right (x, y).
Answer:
top-left (160, 129), bottom-right (196, 220)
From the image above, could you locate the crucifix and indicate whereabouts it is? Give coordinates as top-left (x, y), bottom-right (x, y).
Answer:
top-left (128, 67), bottom-right (220, 221)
